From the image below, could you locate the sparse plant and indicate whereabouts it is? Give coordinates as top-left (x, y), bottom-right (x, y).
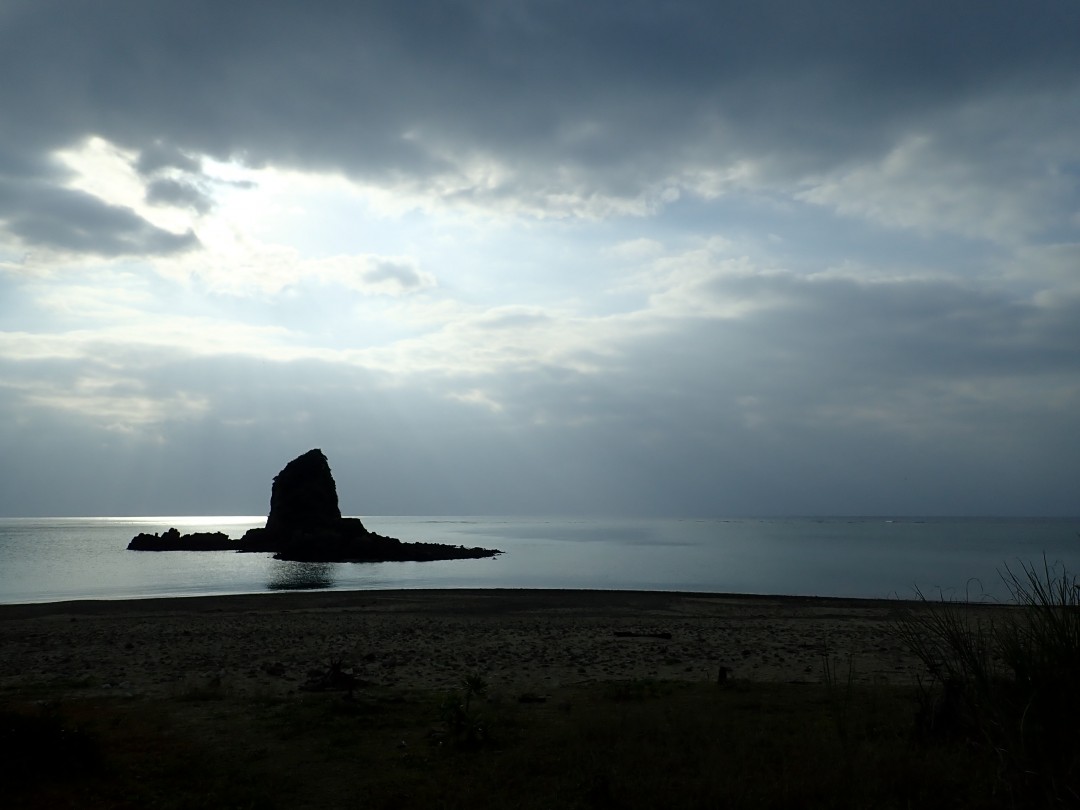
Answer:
top-left (435, 673), bottom-right (490, 748)
top-left (461, 673), bottom-right (489, 707)
top-left (893, 556), bottom-right (1080, 806)
top-left (301, 653), bottom-right (361, 696)
top-left (821, 640), bottom-right (857, 748)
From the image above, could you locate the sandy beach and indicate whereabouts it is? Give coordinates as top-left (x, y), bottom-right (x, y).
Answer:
top-left (0, 589), bottom-right (956, 699)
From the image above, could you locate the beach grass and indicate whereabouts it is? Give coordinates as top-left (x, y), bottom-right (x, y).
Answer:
top-left (893, 557), bottom-right (1080, 807)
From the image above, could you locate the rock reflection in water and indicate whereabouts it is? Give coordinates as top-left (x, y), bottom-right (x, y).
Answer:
top-left (267, 561), bottom-right (336, 591)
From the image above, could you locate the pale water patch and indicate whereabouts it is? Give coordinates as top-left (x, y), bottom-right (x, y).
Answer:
top-left (0, 515), bottom-right (1078, 604)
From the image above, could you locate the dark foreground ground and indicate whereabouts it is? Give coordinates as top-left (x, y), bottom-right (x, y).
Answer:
top-left (0, 590), bottom-right (1034, 808)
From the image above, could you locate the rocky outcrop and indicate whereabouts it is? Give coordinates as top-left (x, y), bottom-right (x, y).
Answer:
top-left (239, 449), bottom-right (500, 562)
top-left (257, 522), bottom-right (503, 563)
top-left (264, 449), bottom-right (342, 535)
top-left (129, 449), bottom-right (502, 563)
top-left (128, 528), bottom-right (235, 551)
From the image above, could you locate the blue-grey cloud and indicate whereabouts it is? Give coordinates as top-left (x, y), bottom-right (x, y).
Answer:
top-left (134, 142), bottom-right (202, 177)
top-left (2, 264), bottom-right (1076, 517)
top-left (363, 260), bottom-right (427, 291)
top-left (144, 178), bottom-right (213, 214)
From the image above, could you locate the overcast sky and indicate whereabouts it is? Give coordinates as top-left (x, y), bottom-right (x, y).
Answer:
top-left (1, 0), bottom-right (1078, 517)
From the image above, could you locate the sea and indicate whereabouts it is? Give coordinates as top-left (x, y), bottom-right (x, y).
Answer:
top-left (0, 516), bottom-right (1078, 606)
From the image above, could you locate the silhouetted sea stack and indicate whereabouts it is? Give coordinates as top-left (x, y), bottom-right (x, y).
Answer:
top-left (266, 448), bottom-right (342, 534)
top-left (128, 449), bottom-right (502, 563)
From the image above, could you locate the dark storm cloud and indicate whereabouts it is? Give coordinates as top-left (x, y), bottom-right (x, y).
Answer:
top-left (0, 179), bottom-right (198, 256)
top-left (2, 0), bottom-right (1079, 248)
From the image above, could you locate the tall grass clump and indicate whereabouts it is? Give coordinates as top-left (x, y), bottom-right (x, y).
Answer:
top-left (894, 557), bottom-right (1080, 806)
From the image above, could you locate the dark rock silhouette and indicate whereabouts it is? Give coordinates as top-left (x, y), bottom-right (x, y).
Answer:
top-left (128, 449), bottom-right (502, 564)
top-left (265, 449), bottom-right (342, 534)
top-left (128, 528), bottom-right (234, 551)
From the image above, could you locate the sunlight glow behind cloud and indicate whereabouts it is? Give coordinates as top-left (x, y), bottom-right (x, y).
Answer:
top-left (55, 137), bottom-right (200, 240)
top-left (1, 0), bottom-right (1078, 517)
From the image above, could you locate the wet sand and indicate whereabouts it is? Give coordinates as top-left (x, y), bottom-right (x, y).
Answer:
top-left (0, 589), bottom-right (962, 698)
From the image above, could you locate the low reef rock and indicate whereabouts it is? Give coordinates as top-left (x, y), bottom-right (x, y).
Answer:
top-left (128, 449), bottom-right (502, 564)
top-left (128, 528), bottom-right (235, 551)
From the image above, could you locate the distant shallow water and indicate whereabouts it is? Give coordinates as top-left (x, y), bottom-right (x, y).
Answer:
top-left (1, 515), bottom-right (1078, 604)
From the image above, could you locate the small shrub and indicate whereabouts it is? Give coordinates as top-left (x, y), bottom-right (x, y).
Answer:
top-left (302, 654), bottom-right (362, 696)
top-left (434, 674), bottom-right (490, 748)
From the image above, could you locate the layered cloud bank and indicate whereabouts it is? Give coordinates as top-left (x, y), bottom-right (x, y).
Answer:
top-left (1, 1), bottom-right (1078, 516)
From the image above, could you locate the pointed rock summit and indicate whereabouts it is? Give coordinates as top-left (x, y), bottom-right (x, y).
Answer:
top-left (129, 448), bottom-right (502, 564)
top-left (265, 449), bottom-right (343, 535)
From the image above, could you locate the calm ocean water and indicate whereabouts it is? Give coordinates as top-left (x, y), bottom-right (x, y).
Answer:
top-left (0, 516), bottom-right (1077, 605)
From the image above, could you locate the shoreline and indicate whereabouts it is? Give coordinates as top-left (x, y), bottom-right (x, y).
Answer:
top-left (0, 586), bottom-right (944, 618)
top-left (0, 587), bottom-right (1010, 626)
